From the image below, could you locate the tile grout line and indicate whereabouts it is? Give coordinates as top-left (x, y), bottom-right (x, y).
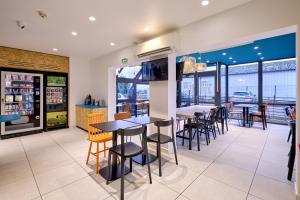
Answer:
top-left (175, 123), bottom-right (246, 198)
top-left (46, 131), bottom-right (116, 198)
top-left (245, 126), bottom-right (270, 200)
top-left (19, 138), bottom-right (43, 200)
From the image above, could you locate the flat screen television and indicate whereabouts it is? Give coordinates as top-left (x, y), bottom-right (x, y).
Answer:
top-left (176, 62), bottom-right (184, 81)
top-left (142, 58), bottom-right (168, 81)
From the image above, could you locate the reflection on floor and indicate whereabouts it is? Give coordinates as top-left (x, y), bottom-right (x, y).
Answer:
top-left (0, 122), bottom-right (295, 200)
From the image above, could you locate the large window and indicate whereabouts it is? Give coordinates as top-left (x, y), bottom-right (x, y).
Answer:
top-left (262, 59), bottom-right (296, 123)
top-left (116, 66), bottom-right (149, 115)
top-left (181, 75), bottom-right (195, 106)
top-left (228, 63), bottom-right (258, 103)
top-left (198, 76), bottom-right (215, 104)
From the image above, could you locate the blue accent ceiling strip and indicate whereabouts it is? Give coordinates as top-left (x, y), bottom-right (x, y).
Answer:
top-left (177, 33), bottom-right (296, 65)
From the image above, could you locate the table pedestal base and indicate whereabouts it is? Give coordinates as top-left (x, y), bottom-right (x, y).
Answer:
top-left (99, 164), bottom-right (131, 181)
top-left (132, 153), bottom-right (157, 165)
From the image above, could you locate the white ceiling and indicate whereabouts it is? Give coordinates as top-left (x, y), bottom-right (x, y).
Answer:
top-left (0, 0), bottom-right (252, 59)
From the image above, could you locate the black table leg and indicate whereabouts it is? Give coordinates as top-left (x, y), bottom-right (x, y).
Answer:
top-left (188, 118), bottom-right (192, 150)
top-left (221, 119), bottom-right (224, 134)
top-left (288, 122), bottom-right (296, 181)
top-left (246, 107), bottom-right (250, 128)
top-left (99, 130), bottom-right (130, 181)
top-left (242, 107), bottom-right (246, 127)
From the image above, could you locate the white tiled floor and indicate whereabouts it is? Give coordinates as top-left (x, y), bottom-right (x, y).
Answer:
top-left (0, 122), bottom-right (296, 200)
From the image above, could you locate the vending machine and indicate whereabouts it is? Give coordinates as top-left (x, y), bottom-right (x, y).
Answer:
top-left (44, 74), bottom-right (68, 130)
top-left (1, 71), bottom-right (43, 138)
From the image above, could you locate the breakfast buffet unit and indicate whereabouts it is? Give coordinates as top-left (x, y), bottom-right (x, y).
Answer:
top-left (76, 104), bottom-right (108, 131)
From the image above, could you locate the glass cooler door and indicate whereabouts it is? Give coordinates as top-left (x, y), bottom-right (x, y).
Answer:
top-left (1, 71), bottom-right (43, 135)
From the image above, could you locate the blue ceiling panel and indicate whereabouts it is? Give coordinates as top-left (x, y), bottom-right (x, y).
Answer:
top-left (177, 33), bottom-right (296, 65)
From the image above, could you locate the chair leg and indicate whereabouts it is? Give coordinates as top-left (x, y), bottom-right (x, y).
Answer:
top-left (182, 128), bottom-right (185, 146)
top-left (144, 141), bottom-right (152, 184)
top-left (120, 156), bottom-right (125, 200)
top-left (212, 126), bottom-right (216, 140)
top-left (106, 151), bottom-right (112, 185)
top-left (103, 142), bottom-right (107, 158)
top-left (158, 142), bottom-right (162, 177)
top-left (215, 123), bottom-right (220, 135)
top-left (130, 158), bottom-right (133, 172)
top-left (86, 141), bottom-right (92, 164)
top-left (96, 143), bottom-right (99, 174)
top-left (172, 139), bottom-right (178, 165)
top-left (287, 129), bottom-right (292, 142)
top-left (196, 128), bottom-right (200, 151)
top-left (225, 119), bottom-right (228, 131)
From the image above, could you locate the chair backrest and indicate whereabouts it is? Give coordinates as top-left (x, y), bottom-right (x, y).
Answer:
top-left (225, 102), bottom-right (233, 112)
top-left (114, 112), bottom-right (131, 120)
top-left (119, 126), bottom-right (147, 155)
top-left (207, 108), bottom-right (217, 121)
top-left (285, 107), bottom-right (291, 117)
top-left (154, 118), bottom-right (175, 140)
top-left (122, 103), bottom-right (131, 112)
top-left (87, 113), bottom-right (107, 140)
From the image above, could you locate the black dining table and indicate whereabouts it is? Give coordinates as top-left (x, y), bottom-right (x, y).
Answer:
top-left (90, 120), bottom-right (140, 181)
top-left (123, 116), bottom-right (165, 165)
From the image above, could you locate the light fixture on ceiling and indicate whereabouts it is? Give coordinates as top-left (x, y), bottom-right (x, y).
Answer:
top-left (37, 10), bottom-right (48, 19)
top-left (201, 0), bottom-right (210, 6)
top-left (52, 48), bottom-right (58, 51)
top-left (222, 52), bottom-right (227, 56)
top-left (71, 31), bottom-right (78, 36)
top-left (257, 52), bottom-right (262, 56)
top-left (144, 26), bottom-right (150, 32)
top-left (206, 60), bottom-right (210, 63)
top-left (254, 46), bottom-right (259, 50)
top-left (229, 57), bottom-right (233, 60)
top-left (260, 57), bottom-right (265, 60)
top-left (233, 60), bottom-right (237, 64)
top-left (89, 16), bottom-right (96, 22)
top-left (110, 42), bottom-right (115, 46)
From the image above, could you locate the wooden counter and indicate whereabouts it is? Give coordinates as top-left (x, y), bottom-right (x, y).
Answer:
top-left (76, 104), bottom-right (108, 131)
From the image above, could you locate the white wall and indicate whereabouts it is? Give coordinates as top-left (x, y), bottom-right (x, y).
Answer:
top-left (69, 57), bottom-right (92, 126)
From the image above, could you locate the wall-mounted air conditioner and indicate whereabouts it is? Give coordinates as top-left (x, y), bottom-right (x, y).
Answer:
top-left (136, 32), bottom-right (179, 59)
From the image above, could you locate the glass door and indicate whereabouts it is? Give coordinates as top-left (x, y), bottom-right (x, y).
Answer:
top-left (180, 75), bottom-right (195, 106)
top-left (198, 75), bottom-right (215, 105)
top-left (1, 71), bottom-right (43, 135)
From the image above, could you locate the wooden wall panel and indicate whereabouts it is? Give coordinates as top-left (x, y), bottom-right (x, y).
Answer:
top-left (0, 46), bottom-right (69, 73)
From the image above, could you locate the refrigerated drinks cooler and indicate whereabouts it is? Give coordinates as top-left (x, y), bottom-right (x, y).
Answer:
top-left (45, 75), bottom-right (68, 130)
top-left (1, 71), bottom-right (43, 137)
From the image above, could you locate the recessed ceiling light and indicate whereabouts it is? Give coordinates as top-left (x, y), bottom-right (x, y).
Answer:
top-left (201, 0), bottom-right (210, 6)
top-left (110, 42), bottom-right (115, 46)
top-left (229, 57), bottom-right (233, 60)
top-left (206, 60), bottom-right (210, 63)
top-left (198, 57), bottom-right (201, 60)
top-left (254, 46), bottom-right (259, 50)
top-left (52, 48), bottom-right (58, 51)
top-left (71, 31), bottom-right (78, 36)
top-left (222, 52), bottom-right (227, 56)
top-left (233, 60), bottom-right (237, 63)
top-left (144, 26), bottom-right (150, 32)
top-left (257, 52), bottom-right (262, 56)
top-left (260, 57), bottom-right (265, 60)
top-left (89, 16), bottom-right (96, 22)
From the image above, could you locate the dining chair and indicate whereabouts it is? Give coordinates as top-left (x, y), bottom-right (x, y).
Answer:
top-left (86, 113), bottom-right (112, 174)
top-left (147, 118), bottom-right (178, 176)
top-left (136, 102), bottom-right (148, 116)
top-left (225, 102), bottom-right (242, 125)
top-left (250, 104), bottom-right (267, 130)
top-left (114, 112), bottom-right (131, 120)
top-left (114, 112), bottom-right (133, 142)
top-left (106, 126), bottom-right (152, 200)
